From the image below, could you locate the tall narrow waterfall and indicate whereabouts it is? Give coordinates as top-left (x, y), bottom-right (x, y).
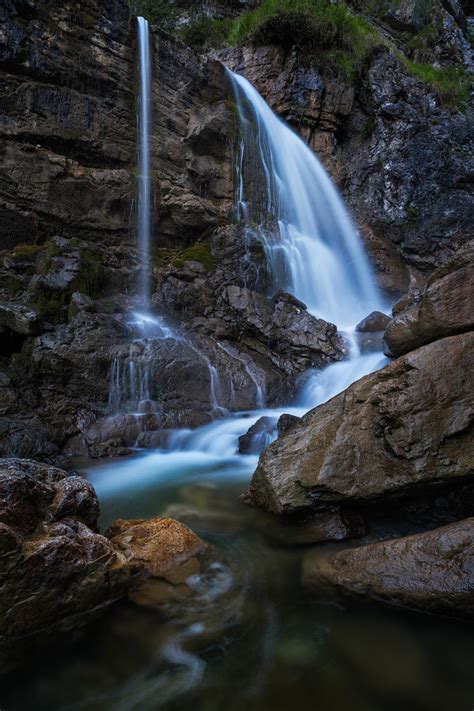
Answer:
top-left (228, 70), bottom-right (383, 328)
top-left (137, 17), bottom-right (152, 307)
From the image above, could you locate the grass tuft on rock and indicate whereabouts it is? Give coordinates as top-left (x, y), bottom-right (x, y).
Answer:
top-left (172, 243), bottom-right (214, 271)
top-left (401, 59), bottom-right (471, 107)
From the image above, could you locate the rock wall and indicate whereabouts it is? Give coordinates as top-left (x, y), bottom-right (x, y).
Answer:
top-left (0, 0), bottom-right (234, 253)
top-left (219, 5), bottom-right (474, 284)
top-left (0, 0), bottom-right (136, 249)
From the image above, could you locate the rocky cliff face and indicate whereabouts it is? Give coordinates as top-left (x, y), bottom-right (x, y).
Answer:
top-left (0, 0), bottom-right (472, 465)
top-left (0, 0), bottom-right (235, 262)
top-left (219, 1), bottom-right (474, 286)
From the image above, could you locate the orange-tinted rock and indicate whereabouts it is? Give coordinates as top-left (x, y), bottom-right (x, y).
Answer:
top-left (107, 517), bottom-right (214, 609)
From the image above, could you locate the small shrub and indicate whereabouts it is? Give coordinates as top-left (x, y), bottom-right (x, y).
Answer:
top-left (180, 17), bottom-right (232, 52)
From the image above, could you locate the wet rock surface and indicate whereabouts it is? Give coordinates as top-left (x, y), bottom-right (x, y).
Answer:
top-left (0, 458), bottom-right (221, 667)
top-left (356, 310), bottom-right (391, 333)
top-left (384, 242), bottom-right (474, 357)
top-left (303, 518), bottom-right (474, 618)
top-left (247, 332), bottom-right (474, 514)
top-left (221, 28), bottom-right (474, 277)
top-left (238, 416), bottom-right (277, 455)
top-left (107, 517), bottom-right (218, 608)
top-left (0, 459), bottom-right (129, 649)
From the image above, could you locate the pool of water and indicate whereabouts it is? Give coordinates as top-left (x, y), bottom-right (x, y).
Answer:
top-left (2, 452), bottom-right (474, 711)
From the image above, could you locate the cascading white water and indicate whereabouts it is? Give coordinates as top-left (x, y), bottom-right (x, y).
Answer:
top-left (137, 16), bottom-right (152, 306)
top-left (228, 69), bottom-right (384, 328)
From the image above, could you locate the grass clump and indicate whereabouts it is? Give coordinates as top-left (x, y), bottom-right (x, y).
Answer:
top-left (172, 243), bottom-right (214, 271)
top-left (226, 0), bottom-right (383, 80)
top-left (402, 59), bottom-right (471, 107)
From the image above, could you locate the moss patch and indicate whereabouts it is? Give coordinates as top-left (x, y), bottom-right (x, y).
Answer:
top-left (172, 243), bottom-right (214, 271)
top-left (401, 58), bottom-right (471, 107)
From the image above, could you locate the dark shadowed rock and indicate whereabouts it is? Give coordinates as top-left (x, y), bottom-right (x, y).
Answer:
top-left (0, 302), bottom-right (42, 336)
top-left (384, 243), bottom-right (474, 357)
top-left (264, 508), bottom-right (366, 546)
top-left (303, 518), bottom-right (474, 617)
top-left (277, 413), bottom-right (302, 436)
top-left (247, 333), bottom-right (474, 514)
top-left (69, 292), bottom-right (95, 317)
top-left (0, 458), bottom-right (129, 646)
top-left (356, 311), bottom-right (391, 333)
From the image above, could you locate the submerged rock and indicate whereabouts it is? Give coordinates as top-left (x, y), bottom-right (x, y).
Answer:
top-left (246, 332), bottom-right (474, 514)
top-left (384, 243), bottom-right (474, 357)
top-left (303, 518), bottom-right (474, 618)
top-left (0, 458), bottom-right (224, 668)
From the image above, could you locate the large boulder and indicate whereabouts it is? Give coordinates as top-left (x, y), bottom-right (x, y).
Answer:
top-left (0, 459), bottom-right (129, 645)
top-left (0, 459), bottom-right (220, 669)
top-left (246, 332), bottom-right (474, 514)
top-left (303, 518), bottom-right (474, 618)
top-left (384, 244), bottom-right (474, 357)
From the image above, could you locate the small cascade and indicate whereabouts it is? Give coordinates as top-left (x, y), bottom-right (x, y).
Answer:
top-left (108, 313), bottom-right (173, 414)
top-left (137, 16), bottom-right (152, 306)
top-left (228, 69), bottom-right (385, 328)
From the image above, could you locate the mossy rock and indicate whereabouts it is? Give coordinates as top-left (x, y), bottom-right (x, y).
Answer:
top-left (172, 243), bottom-right (215, 271)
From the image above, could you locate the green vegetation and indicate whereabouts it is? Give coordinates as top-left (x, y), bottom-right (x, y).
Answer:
top-left (180, 0), bottom-right (384, 81)
top-left (127, 0), bottom-right (179, 29)
top-left (75, 251), bottom-right (105, 298)
top-left (405, 205), bottom-right (420, 227)
top-left (32, 293), bottom-right (68, 323)
top-left (361, 117), bottom-right (376, 140)
top-left (172, 243), bottom-right (214, 271)
top-left (132, 0), bottom-right (469, 107)
top-left (180, 16), bottom-right (233, 52)
top-left (401, 59), bottom-right (471, 107)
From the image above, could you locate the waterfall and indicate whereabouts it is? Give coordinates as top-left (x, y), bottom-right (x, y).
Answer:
top-left (228, 69), bottom-right (384, 329)
top-left (137, 16), bottom-right (152, 306)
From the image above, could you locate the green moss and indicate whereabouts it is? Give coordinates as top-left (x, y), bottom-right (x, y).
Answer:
top-left (32, 293), bottom-right (68, 323)
top-left (401, 58), bottom-right (471, 107)
top-left (172, 243), bottom-right (214, 271)
top-left (75, 251), bottom-right (105, 298)
top-left (11, 243), bottom-right (43, 256)
top-left (405, 205), bottom-right (420, 226)
top-left (361, 116), bottom-right (376, 139)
